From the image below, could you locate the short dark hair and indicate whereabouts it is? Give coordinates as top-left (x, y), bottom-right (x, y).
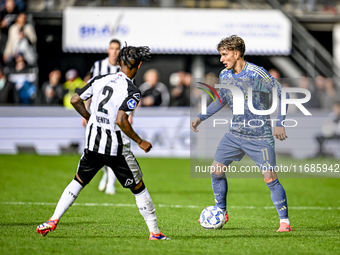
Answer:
top-left (109, 39), bottom-right (121, 48)
top-left (117, 44), bottom-right (151, 69)
top-left (217, 35), bottom-right (246, 58)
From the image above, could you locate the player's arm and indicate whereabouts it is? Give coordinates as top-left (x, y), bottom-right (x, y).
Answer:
top-left (256, 68), bottom-right (289, 141)
top-left (260, 71), bottom-right (289, 141)
top-left (191, 88), bottom-right (227, 132)
top-left (272, 80), bottom-right (289, 141)
top-left (116, 85), bottom-right (151, 153)
top-left (128, 110), bottom-right (133, 124)
top-left (81, 67), bottom-right (98, 126)
top-left (116, 110), bottom-right (151, 153)
top-left (273, 91), bottom-right (288, 141)
top-left (81, 98), bottom-right (92, 127)
top-left (71, 94), bottom-right (91, 122)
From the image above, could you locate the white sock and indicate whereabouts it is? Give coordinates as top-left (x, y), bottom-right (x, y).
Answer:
top-left (134, 188), bottom-right (160, 234)
top-left (51, 180), bottom-right (83, 220)
top-left (106, 166), bottom-right (116, 188)
top-left (280, 218), bottom-right (290, 225)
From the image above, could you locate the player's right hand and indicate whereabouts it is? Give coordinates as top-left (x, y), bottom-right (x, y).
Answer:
top-left (190, 117), bottom-right (202, 133)
top-left (138, 140), bottom-right (152, 153)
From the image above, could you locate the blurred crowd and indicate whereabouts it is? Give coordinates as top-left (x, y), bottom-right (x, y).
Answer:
top-left (25, 0), bottom-right (340, 15)
top-left (0, 0), bottom-right (37, 105)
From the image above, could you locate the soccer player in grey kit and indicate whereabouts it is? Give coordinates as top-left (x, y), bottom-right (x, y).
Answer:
top-left (191, 35), bottom-right (292, 232)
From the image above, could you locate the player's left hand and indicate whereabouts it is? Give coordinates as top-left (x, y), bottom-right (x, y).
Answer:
top-left (138, 139), bottom-right (152, 153)
top-left (273, 127), bottom-right (288, 141)
top-left (191, 117), bottom-right (202, 133)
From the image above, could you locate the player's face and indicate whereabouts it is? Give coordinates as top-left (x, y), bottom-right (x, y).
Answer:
top-left (219, 49), bottom-right (237, 70)
top-left (107, 42), bottom-right (121, 64)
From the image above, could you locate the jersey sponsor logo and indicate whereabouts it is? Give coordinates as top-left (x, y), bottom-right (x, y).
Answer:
top-left (133, 93), bottom-right (140, 101)
top-left (127, 98), bottom-right (137, 109)
top-left (124, 178), bottom-right (134, 187)
top-left (110, 78), bottom-right (118, 84)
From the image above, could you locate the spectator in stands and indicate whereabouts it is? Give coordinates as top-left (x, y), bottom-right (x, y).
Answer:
top-left (12, 51), bottom-right (28, 70)
top-left (41, 68), bottom-right (64, 105)
top-left (268, 68), bottom-right (293, 87)
top-left (0, 0), bottom-right (19, 36)
top-left (43, 0), bottom-right (55, 10)
top-left (297, 76), bottom-right (320, 108)
top-left (3, 52), bottom-right (36, 104)
top-left (315, 101), bottom-right (340, 157)
top-left (3, 12), bottom-right (37, 65)
top-left (0, 64), bottom-right (19, 104)
top-left (169, 71), bottom-right (191, 106)
top-left (268, 68), bottom-right (300, 112)
top-left (15, 0), bottom-right (26, 12)
top-left (63, 68), bottom-right (84, 109)
top-left (11, 52), bottom-right (36, 104)
top-left (323, 0), bottom-right (337, 14)
top-left (310, 75), bottom-right (340, 110)
top-left (58, 0), bottom-right (76, 10)
top-left (139, 69), bottom-right (170, 107)
top-left (313, 75), bottom-right (326, 108)
top-left (297, 0), bottom-right (316, 13)
top-left (268, 68), bottom-right (281, 80)
top-left (320, 78), bottom-right (340, 110)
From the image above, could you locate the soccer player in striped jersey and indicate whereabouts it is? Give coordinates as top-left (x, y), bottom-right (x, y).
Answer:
top-left (37, 45), bottom-right (170, 240)
top-left (191, 35), bottom-right (292, 232)
top-left (90, 39), bottom-right (121, 77)
top-left (87, 39), bottom-right (121, 195)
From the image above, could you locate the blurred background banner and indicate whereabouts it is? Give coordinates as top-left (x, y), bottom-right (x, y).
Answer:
top-left (63, 7), bottom-right (291, 55)
top-left (0, 107), bottom-right (190, 157)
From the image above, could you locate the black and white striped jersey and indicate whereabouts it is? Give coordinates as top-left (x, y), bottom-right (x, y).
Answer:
top-left (90, 57), bottom-right (120, 78)
top-left (77, 72), bottom-right (141, 156)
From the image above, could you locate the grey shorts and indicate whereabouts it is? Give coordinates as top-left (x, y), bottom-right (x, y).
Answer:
top-left (214, 133), bottom-right (276, 169)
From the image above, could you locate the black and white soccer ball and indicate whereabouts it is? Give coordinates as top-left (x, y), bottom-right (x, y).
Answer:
top-left (199, 206), bottom-right (225, 229)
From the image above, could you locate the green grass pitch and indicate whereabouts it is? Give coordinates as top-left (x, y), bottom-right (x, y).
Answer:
top-left (0, 154), bottom-right (339, 255)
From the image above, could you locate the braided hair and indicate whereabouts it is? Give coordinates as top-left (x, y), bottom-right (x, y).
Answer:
top-left (116, 44), bottom-right (151, 69)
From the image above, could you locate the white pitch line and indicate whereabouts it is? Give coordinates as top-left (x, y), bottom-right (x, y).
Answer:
top-left (0, 202), bottom-right (339, 210)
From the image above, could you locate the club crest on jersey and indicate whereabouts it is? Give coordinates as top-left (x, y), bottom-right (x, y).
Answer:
top-left (127, 98), bottom-right (137, 109)
top-left (133, 93), bottom-right (140, 101)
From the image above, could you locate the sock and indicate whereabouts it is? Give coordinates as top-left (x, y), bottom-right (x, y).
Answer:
top-left (102, 167), bottom-right (108, 178)
top-left (211, 174), bottom-right (228, 212)
top-left (51, 180), bottom-right (83, 220)
top-left (280, 218), bottom-right (290, 225)
top-left (266, 178), bottom-right (289, 220)
top-left (98, 168), bottom-right (108, 190)
top-left (106, 166), bottom-right (116, 188)
top-left (134, 188), bottom-right (160, 234)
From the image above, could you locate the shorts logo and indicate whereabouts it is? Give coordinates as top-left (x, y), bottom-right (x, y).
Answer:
top-left (133, 93), bottom-right (140, 101)
top-left (127, 98), bottom-right (137, 109)
top-left (124, 178), bottom-right (134, 187)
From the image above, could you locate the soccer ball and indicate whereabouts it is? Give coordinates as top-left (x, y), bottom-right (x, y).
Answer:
top-left (199, 206), bottom-right (225, 229)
